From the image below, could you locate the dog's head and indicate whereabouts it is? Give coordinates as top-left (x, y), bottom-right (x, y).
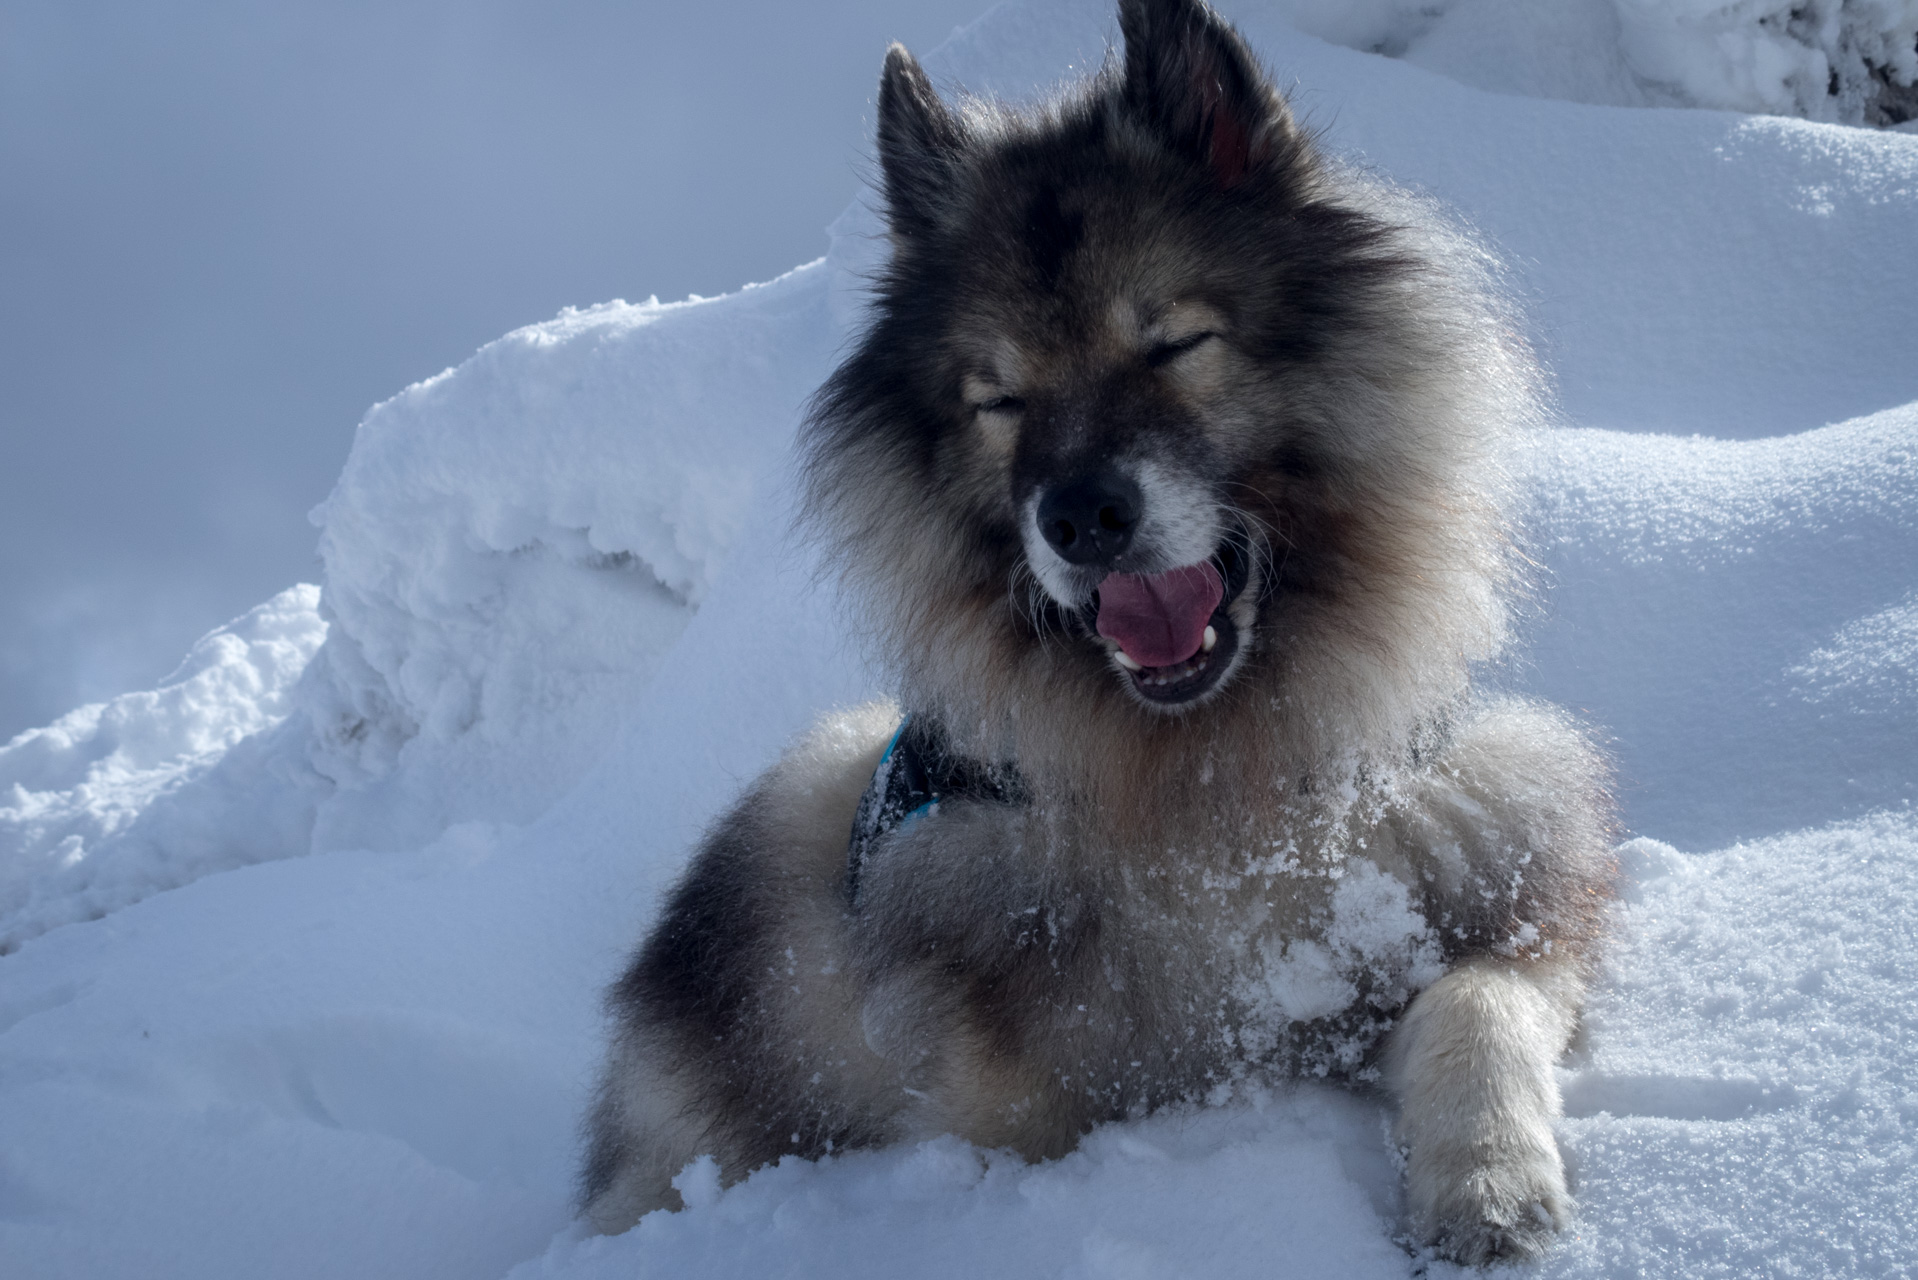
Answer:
top-left (808, 0), bottom-right (1523, 743)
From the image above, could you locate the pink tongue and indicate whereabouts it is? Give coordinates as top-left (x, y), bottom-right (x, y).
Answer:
top-left (1095, 562), bottom-right (1224, 668)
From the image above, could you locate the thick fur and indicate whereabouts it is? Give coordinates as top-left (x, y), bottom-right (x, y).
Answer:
top-left (583, 0), bottom-right (1614, 1264)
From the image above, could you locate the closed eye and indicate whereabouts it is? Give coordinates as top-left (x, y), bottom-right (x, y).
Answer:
top-left (975, 395), bottom-right (1026, 414)
top-left (1146, 331), bottom-right (1216, 368)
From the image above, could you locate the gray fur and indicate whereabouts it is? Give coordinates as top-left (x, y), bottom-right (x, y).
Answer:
top-left (583, 0), bottom-right (1613, 1264)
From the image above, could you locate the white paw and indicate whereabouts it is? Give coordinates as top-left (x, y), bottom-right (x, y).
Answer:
top-left (1406, 1129), bottom-right (1572, 1266)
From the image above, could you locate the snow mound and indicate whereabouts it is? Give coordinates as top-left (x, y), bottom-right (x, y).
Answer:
top-left (1523, 404), bottom-right (1918, 847)
top-left (1268, 0), bottom-right (1918, 126)
top-left (1613, 0), bottom-right (1918, 124)
top-left (304, 272), bottom-right (840, 853)
top-left (0, 586), bottom-right (325, 953)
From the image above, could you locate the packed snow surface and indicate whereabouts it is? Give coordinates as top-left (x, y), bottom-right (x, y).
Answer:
top-left (3, 1), bottom-right (1916, 1277)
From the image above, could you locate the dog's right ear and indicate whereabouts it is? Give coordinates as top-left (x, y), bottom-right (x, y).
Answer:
top-left (1119, 0), bottom-right (1293, 189)
top-left (877, 44), bottom-right (965, 237)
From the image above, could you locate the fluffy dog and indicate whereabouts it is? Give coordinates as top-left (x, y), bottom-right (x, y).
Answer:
top-left (582, 0), bottom-right (1613, 1263)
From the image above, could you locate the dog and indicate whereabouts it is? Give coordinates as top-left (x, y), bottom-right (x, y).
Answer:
top-left (581, 0), bottom-right (1613, 1264)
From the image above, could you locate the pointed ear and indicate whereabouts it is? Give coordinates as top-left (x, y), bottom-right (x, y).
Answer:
top-left (1119, 0), bottom-right (1292, 188)
top-left (877, 44), bottom-right (966, 236)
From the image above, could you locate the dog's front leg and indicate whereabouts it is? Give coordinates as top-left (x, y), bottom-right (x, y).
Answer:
top-left (1383, 955), bottom-right (1582, 1264)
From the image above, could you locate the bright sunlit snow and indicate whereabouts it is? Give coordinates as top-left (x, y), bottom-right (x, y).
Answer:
top-left (2, 1), bottom-right (1915, 1277)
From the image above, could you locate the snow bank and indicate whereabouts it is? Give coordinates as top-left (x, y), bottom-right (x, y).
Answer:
top-left (304, 272), bottom-right (840, 853)
top-left (1523, 403), bottom-right (1918, 847)
top-left (0, 586), bottom-right (325, 953)
top-left (1614, 0), bottom-right (1918, 124)
top-left (1266, 0), bottom-right (1918, 126)
top-left (2, 0), bottom-right (1917, 1277)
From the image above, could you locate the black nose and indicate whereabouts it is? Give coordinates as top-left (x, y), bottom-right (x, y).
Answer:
top-left (1036, 470), bottom-right (1142, 566)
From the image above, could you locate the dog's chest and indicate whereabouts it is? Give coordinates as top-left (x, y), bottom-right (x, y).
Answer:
top-left (1094, 840), bottom-right (1449, 1077)
top-left (861, 787), bottom-right (1451, 1084)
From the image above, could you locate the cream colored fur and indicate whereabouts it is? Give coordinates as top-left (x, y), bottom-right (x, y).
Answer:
top-left (1384, 958), bottom-right (1582, 1264)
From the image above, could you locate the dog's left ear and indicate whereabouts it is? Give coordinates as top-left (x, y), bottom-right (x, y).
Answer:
top-left (1118, 0), bottom-right (1294, 188)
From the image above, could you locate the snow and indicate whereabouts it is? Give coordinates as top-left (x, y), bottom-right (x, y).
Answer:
top-left (302, 274), bottom-right (839, 853)
top-left (0, 586), bottom-right (327, 953)
top-left (511, 1099), bottom-right (1411, 1280)
top-left (1523, 406), bottom-right (1918, 848)
top-left (1268, 0), bottom-right (1918, 125)
top-left (3, 1), bottom-right (1917, 1276)
top-left (1555, 821), bottom-right (1918, 1278)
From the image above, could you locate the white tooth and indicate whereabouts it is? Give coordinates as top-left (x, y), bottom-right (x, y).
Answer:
top-left (1202, 625), bottom-right (1218, 653)
top-left (1114, 650), bottom-right (1143, 672)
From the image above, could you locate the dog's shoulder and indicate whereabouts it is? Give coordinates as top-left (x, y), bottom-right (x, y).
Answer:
top-left (764, 700), bottom-right (905, 841)
top-left (1377, 698), bottom-right (1615, 959)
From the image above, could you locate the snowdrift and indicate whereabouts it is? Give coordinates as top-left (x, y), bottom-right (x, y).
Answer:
top-left (2, 2), bottom-right (1915, 1277)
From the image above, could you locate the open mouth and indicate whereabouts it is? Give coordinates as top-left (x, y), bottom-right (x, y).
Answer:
top-left (1091, 536), bottom-right (1251, 707)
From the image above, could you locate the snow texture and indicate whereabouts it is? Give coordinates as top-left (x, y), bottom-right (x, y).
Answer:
top-left (0, 587), bottom-right (327, 953)
top-left (1268, 0), bottom-right (1918, 125)
top-left (302, 274), bottom-right (838, 854)
top-left (2, 1), bottom-right (1917, 1277)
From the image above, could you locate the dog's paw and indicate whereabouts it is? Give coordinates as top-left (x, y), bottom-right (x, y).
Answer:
top-left (1406, 1132), bottom-right (1572, 1266)
top-left (1424, 1187), bottom-right (1568, 1267)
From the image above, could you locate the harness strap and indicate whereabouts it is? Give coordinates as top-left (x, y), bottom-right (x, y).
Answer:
top-left (846, 713), bottom-right (1024, 906)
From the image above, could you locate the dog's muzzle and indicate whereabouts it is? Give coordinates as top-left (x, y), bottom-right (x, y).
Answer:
top-left (1081, 523), bottom-right (1256, 708)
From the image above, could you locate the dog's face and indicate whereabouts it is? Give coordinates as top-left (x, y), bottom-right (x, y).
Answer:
top-left (956, 253), bottom-right (1267, 710)
top-left (810, 0), bottom-right (1461, 723)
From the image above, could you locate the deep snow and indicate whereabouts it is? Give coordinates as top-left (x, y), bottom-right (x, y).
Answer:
top-left (2, 1), bottom-right (1916, 1276)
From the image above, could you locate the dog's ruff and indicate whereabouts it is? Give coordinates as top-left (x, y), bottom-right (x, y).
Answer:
top-left (580, 0), bottom-right (1614, 1265)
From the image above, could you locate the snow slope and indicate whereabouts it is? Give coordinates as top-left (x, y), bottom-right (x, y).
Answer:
top-left (3, 1), bottom-right (1916, 1276)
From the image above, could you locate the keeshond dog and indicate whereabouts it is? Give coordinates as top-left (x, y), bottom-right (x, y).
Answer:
top-left (583, 0), bottom-right (1612, 1264)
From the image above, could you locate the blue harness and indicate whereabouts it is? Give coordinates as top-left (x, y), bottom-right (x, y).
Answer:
top-left (845, 714), bottom-right (1024, 906)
